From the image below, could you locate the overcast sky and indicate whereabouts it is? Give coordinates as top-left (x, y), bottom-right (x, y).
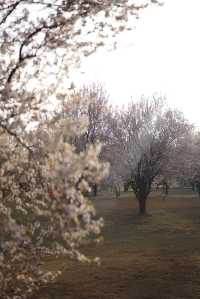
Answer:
top-left (71, 0), bottom-right (200, 126)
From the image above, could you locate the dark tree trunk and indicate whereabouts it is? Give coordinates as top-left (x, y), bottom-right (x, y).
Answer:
top-left (132, 177), bottom-right (152, 215)
top-left (138, 197), bottom-right (147, 215)
top-left (165, 183), bottom-right (169, 195)
top-left (92, 184), bottom-right (98, 197)
top-left (131, 162), bottom-right (154, 215)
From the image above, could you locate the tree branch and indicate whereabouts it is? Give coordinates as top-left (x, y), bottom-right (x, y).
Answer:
top-left (0, 121), bottom-right (33, 153)
top-left (7, 21), bottom-right (60, 83)
top-left (0, 1), bottom-right (21, 25)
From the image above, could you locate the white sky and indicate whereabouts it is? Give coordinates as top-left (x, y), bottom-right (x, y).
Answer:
top-left (71, 0), bottom-right (200, 126)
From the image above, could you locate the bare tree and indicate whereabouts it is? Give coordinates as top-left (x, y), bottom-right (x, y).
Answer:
top-left (109, 97), bottom-right (190, 215)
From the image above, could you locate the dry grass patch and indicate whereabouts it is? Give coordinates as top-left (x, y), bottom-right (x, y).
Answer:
top-left (37, 191), bottom-right (200, 299)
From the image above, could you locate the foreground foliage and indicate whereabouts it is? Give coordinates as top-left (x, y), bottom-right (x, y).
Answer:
top-left (0, 100), bottom-right (108, 298)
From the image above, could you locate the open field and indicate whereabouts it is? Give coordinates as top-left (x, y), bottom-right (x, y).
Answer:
top-left (38, 190), bottom-right (200, 299)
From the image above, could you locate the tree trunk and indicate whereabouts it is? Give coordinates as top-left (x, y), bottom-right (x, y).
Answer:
top-left (92, 184), bottom-right (98, 197)
top-left (131, 175), bottom-right (152, 215)
top-left (138, 197), bottom-right (147, 215)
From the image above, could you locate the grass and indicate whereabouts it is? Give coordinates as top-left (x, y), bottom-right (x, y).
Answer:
top-left (37, 189), bottom-right (200, 299)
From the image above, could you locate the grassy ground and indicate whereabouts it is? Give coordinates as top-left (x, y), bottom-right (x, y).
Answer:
top-left (38, 189), bottom-right (200, 299)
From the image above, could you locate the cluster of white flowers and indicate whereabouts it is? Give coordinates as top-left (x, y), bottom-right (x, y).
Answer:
top-left (0, 104), bottom-right (108, 298)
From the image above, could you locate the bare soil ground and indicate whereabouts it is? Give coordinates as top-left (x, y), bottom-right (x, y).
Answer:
top-left (38, 189), bottom-right (200, 299)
